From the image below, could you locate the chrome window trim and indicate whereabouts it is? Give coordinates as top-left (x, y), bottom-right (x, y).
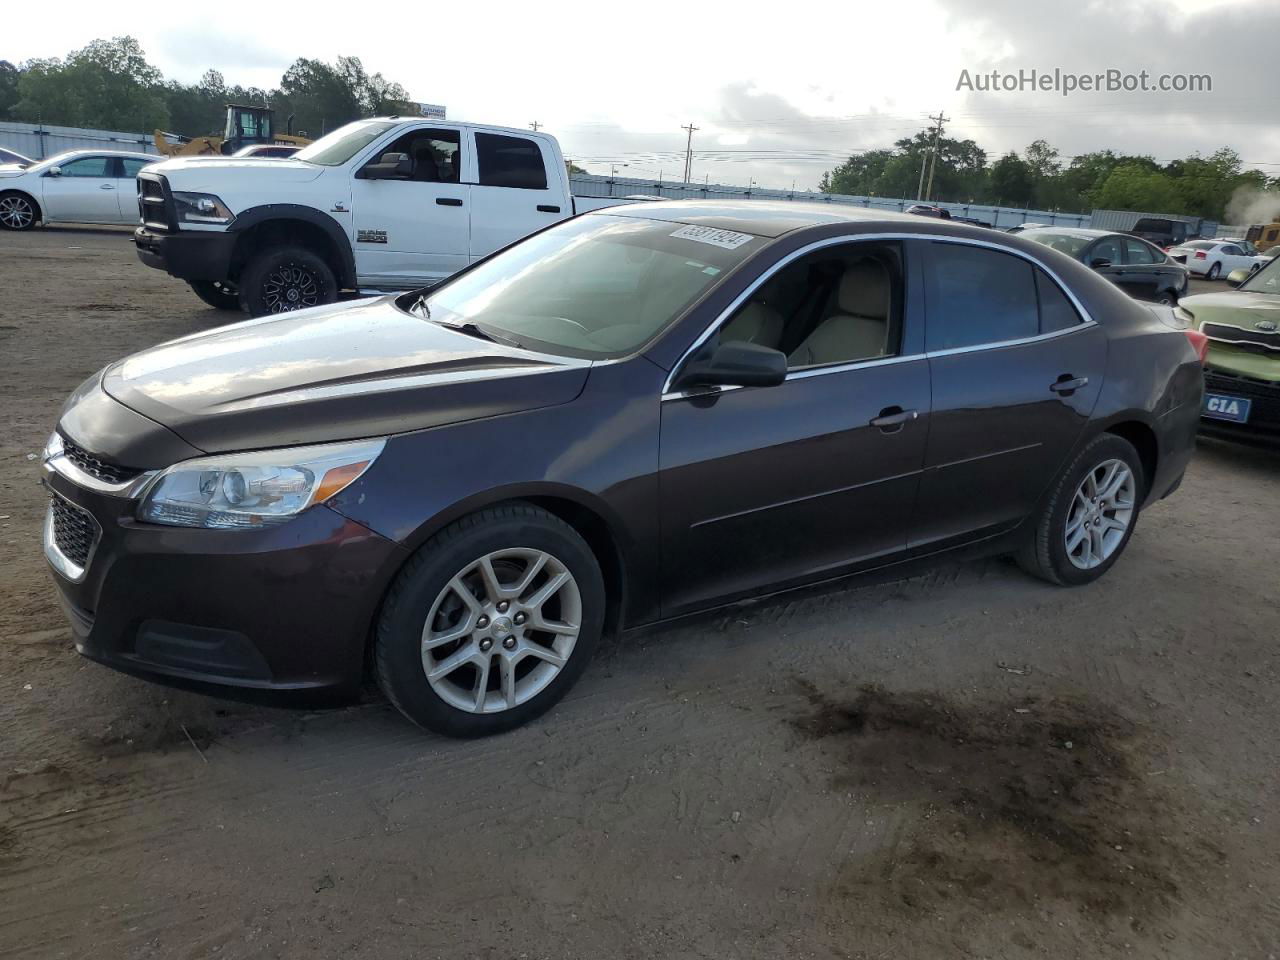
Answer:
top-left (660, 231), bottom-right (1098, 399)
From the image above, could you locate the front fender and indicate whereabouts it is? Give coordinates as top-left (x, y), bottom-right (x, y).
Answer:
top-left (230, 204), bottom-right (356, 287)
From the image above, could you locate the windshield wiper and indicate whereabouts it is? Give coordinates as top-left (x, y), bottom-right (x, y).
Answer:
top-left (431, 317), bottom-right (528, 349)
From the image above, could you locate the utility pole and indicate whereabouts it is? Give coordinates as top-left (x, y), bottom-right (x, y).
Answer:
top-left (529, 121), bottom-right (541, 131)
top-left (923, 111), bottom-right (948, 202)
top-left (681, 123), bottom-right (699, 184)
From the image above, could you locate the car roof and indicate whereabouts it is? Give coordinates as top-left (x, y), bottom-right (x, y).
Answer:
top-left (47, 149), bottom-right (156, 161)
top-left (1019, 227), bottom-right (1115, 239)
top-left (592, 199), bottom-right (955, 239)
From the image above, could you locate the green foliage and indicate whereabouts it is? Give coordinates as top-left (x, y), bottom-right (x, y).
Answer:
top-left (4, 37), bottom-right (414, 145)
top-left (1093, 163), bottom-right (1185, 213)
top-left (989, 152), bottom-right (1035, 206)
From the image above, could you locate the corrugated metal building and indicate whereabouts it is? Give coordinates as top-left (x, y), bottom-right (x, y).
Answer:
top-left (0, 122), bottom-right (161, 161)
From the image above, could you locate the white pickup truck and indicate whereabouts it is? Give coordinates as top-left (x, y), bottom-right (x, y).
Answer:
top-left (133, 117), bottom-right (632, 315)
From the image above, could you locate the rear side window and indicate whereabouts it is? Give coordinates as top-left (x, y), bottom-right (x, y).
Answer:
top-left (1035, 269), bottom-right (1083, 334)
top-left (119, 157), bottom-right (151, 178)
top-left (476, 133), bottom-right (547, 189)
top-left (1124, 237), bottom-right (1158, 264)
top-left (925, 243), bottom-right (1038, 350)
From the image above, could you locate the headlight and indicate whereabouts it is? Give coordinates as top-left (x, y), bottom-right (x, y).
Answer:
top-left (137, 438), bottom-right (385, 529)
top-left (172, 191), bottom-right (235, 225)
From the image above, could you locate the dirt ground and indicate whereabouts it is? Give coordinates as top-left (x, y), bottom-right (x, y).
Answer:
top-left (1, 226), bottom-right (1278, 960)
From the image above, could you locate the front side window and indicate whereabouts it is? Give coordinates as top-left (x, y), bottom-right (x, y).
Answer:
top-left (294, 120), bottom-right (398, 166)
top-left (405, 215), bottom-right (759, 358)
top-left (362, 128), bottom-right (461, 183)
top-left (56, 156), bottom-right (111, 178)
top-left (476, 133), bottom-right (548, 189)
top-left (719, 241), bottom-right (903, 369)
top-left (924, 243), bottom-right (1039, 351)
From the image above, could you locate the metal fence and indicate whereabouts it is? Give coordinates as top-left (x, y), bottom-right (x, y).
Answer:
top-left (0, 122), bottom-right (162, 161)
top-left (569, 173), bottom-right (1092, 229)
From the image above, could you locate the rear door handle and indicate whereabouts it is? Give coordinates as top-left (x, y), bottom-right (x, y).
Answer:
top-left (436, 197), bottom-right (463, 206)
top-left (1050, 376), bottom-right (1089, 395)
top-left (99, 184), bottom-right (115, 190)
top-left (869, 407), bottom-right (918, 432)
top-left (537, 204), bottom-right (561, 213)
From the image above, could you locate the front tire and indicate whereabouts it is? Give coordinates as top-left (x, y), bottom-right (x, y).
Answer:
top-left (0, 192), bottom-right (38, 230)
top-left (1016, 434), bottom-right (1144, 586)
top-left (187, 280), bottom-right (242, 311)
top-left (375, 503), bottom-right (606, 737)
top-left (237, 245), bottom-right (336, 317)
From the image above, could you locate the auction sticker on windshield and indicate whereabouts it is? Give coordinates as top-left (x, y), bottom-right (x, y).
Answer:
top-left (670, 225), bottom-right (755, 250)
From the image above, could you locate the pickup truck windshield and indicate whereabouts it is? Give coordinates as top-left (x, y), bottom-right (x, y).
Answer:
top-left (295, 120), bottom-right (398, 166)
top-left (407, 214), bottom-right (761, 359)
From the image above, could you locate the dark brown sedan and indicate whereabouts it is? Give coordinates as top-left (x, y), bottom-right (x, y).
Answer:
top-left (43, 201), bottom-right (1204, 736)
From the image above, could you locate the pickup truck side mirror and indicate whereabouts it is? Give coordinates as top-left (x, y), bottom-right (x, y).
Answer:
top-left (361, 152), bottom-right (411, 180)
top-left (670, 340), bottom-right (787, 393)
top-left (1089, 257), bottom-right (1112, 269)
top-left (1226, 268), bottom-right (1251, 288)
top-left (46, 165), bottom-right (62, 177)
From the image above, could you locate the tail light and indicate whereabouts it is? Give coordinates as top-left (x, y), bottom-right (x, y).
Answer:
top-left (1194, 251), bottom-right (1207, 260)
top-left (1184, 328), bottom-right (1209, 363)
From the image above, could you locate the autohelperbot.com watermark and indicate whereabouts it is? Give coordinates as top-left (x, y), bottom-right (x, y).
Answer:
top-left (956, 68), bottom-right (1212, 97)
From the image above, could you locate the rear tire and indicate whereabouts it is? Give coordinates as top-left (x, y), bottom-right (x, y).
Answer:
top-left (1016, 434), bottom-right (1145, 586)
top-left (237, 245), bottom-right (336, 318)
top-left (1207, 262), bottom-right (1221, 280)
top-left (375, 503), bottom-right (606, 738)
top-left (188, 280), bottom-right (242, 311)
top-left (0, 191), bottom-right (38, 230)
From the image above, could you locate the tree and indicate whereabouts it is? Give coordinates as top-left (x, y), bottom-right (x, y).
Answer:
top-left (14, 37), bottom-right (168, 130)
top-left (0, 61), bottom-right (19, 120)
top-left (818, 149), bottom-right (893, 195)
top-left (1093, 163), bottom-right (1185, 213)
top-left (989, 152), bottom-right (1035, 206)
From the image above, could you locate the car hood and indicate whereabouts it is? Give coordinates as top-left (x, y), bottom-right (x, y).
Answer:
top-left (1179, 290), bottom-right (1280, 327)
top-left (147, 155), bottom-right (325, 191)
top-left (0, 165), bottom-right (29, 178)
top-left (99, 297), bottom-right (591, 456)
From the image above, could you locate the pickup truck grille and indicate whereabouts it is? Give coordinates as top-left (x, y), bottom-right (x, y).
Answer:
top-left (137, 173), bottom-right (172, 232)
top-left (1203, 321), bottom-right (1280, 354)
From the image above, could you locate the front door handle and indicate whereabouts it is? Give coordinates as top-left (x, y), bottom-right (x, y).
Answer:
top-left (99, 184), bottom-right (115, 190)
top-left (1050, 375), bottom-right (1089, 395)
top-left (869, 406), bottom-right (918, 432)
top-left (436, 197), bottom-right (463, 206)
top-left (537, 204), bottom-right (561, 213)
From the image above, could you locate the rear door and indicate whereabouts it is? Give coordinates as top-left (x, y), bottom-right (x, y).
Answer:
top-left (349, 126), bottom-right (470, 289)
top-left (467, 132), bottom-right (566, 260)
top-left (911, 239), bottom-right (1106, 550)
top-left (1120, 236), bottom-right (1161, 299)
top-left (1219, 244), bottom-right (1251, 274)
top-left (39, 155), bottom-right (121, 223)
top-left (115, 157), bottom-right (153, 223)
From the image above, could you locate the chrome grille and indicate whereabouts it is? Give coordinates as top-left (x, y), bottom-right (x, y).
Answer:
top-left (49, 493), bottom-right (99, 570)
top-left (61, 437), bottom-right (142, 485)
top-left (137, 174), bottom-right (170, 231)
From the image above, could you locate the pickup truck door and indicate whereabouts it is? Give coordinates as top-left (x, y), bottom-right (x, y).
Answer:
top-left (467, 131), bottom-right (567, 261)
top-left (349, 126), bottom-right (470, 289)
top-left (40, 155), bottom-right (122, 223)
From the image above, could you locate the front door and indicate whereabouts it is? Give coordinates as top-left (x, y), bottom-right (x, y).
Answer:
top-left (658, 239), bottom-right (930, 616)
top-left (40, 155), bottom-right (121, 223)
top-left (910, 239), bottom-right (1107, 550)
top-left (349, 126), bottom-right (470, 289)
top-left (467, 131), bottom-right (564, 260)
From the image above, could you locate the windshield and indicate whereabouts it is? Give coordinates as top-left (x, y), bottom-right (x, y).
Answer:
top-left (294, 120), bottom-right (397, 166)
top-left (1240, 256), bottom-right (1280, 295)
top-left (1024, 232), bottom-right (1091, 257)
top-left (407, 214), bottom-right (761, 358)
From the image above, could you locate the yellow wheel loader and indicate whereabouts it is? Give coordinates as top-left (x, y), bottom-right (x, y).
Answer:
top-left (155, 104), bottom-right (311, 158)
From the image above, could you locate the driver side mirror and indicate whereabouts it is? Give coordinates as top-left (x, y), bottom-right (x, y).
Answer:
top-left (670, 340), bottom-right (787, 393)
top-left (1090, 257), bottom-right (1112, 269)
top-left (1226, 268), bottom-right (1251, 288)
top-left (46, 165), bottom-right (62, 177)
top-left (361, 152), bottom-right (411, 180)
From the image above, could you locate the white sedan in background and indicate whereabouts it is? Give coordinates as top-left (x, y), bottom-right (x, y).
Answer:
top-left (0, 150), bottom-right (157, 230)
top-left (1166, 239), bottom-right (1258, 280)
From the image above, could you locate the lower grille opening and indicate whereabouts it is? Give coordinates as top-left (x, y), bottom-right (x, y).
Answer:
top-left (50, 493), bottom-right (99, 569)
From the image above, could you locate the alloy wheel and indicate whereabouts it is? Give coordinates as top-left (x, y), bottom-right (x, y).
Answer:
top-left (421, 548), bottom-right (582, 714)
top-left (262, 265), bottom-right (320, 312)
top-left (0, 195), bottom-right (34, 229)
top-left (1064, 458), bottom-right (1136, 570)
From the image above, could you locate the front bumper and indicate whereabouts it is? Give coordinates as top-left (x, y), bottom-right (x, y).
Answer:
top-left (43, 460), bottom-right (407, 704)
top-left (1200, 369), bottom-right (1280, 441)
top-left (134, 226), bottom-right (237, 283)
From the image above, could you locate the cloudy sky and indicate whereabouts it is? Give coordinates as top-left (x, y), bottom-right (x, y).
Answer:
top-left (6, 0), bottom-right (1277, 191)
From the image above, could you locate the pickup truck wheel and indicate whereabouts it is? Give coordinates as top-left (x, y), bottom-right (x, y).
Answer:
top-left (187, 280), bottom-right (242, 311)
top-left (237, 246), bottom-right (336, 317)
top-left (0, 192), bottom-right (38, 231)
top-left (375, 503), bottom-right (605, 738)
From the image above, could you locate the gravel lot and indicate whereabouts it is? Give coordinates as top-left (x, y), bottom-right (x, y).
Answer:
top-left (1, 226), bottom-right (1278, 960)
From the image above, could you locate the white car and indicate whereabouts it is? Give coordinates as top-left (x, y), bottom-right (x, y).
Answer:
top-left (0, 149), bottom-right (158, 230)
top-left (1166, 239), bottom-right (1258, 280)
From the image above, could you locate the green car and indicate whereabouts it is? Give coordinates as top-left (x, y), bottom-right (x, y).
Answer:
top-left (1177, 257), bottom-right (1280, 440)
